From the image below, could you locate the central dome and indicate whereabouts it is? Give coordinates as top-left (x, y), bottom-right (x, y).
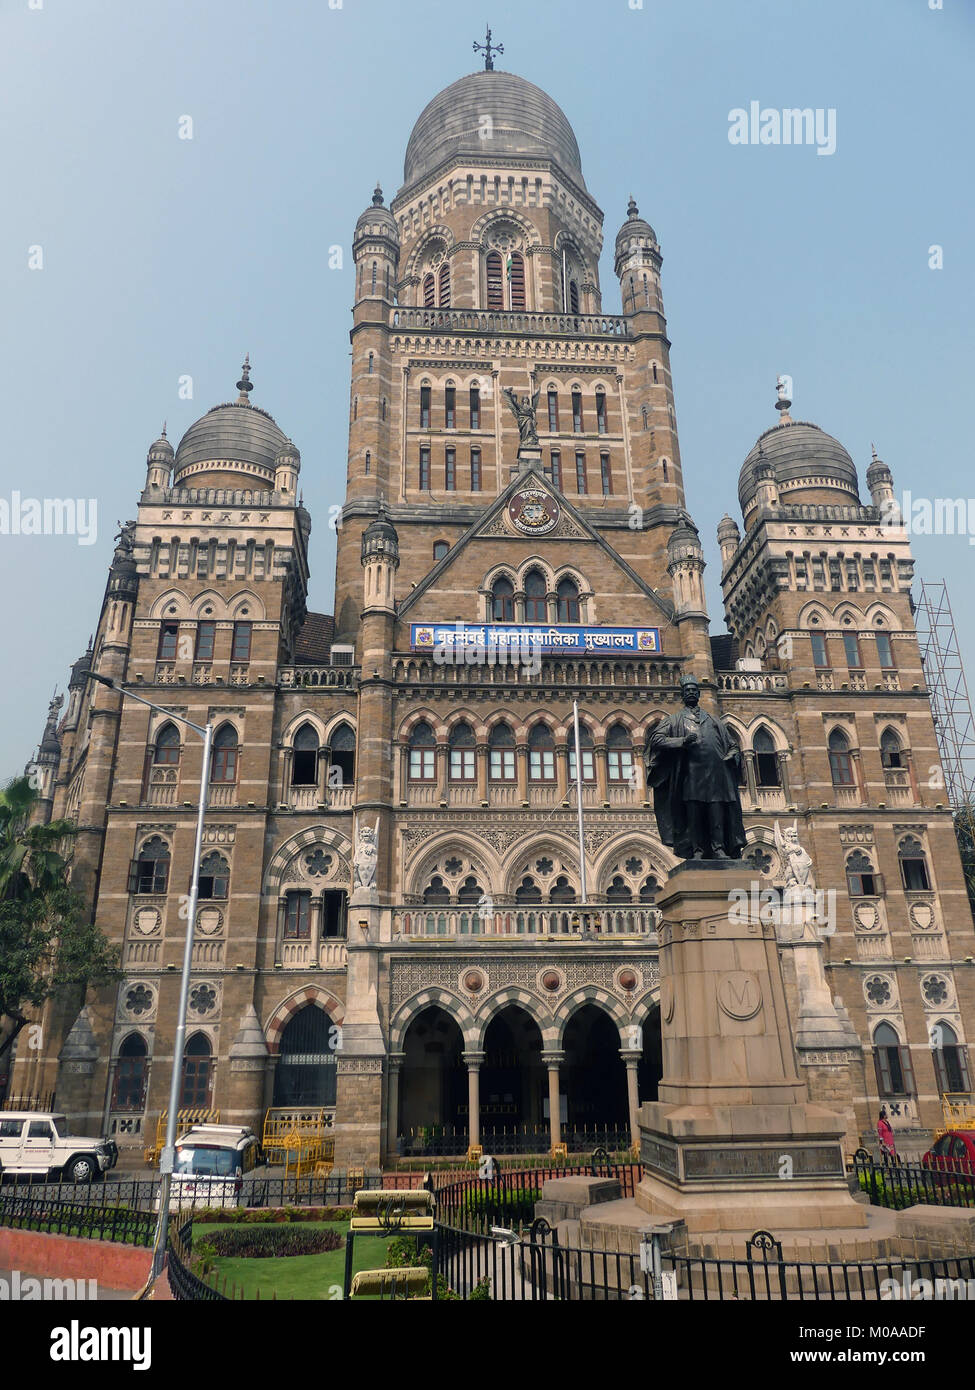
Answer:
top-left (403, 71), bottom-right (584, 191)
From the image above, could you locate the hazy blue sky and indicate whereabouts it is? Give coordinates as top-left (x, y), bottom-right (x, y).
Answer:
top-left (1, 0), bottom-right (973, 777)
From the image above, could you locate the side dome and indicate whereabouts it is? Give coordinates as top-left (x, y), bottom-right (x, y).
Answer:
top-left (738, 387), bottom-right (860, 516)
top-left (615, 196), bottom-right (657, 253)
top-left (403, 71), bottom-right (584, 191)
top-left (173, 358), bottom-right (290, 490)
top-left (355, 184), bottom-right (397, 238)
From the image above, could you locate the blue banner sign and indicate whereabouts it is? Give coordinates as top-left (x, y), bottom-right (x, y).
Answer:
top-left (410, 622), bottom-right (661, 655)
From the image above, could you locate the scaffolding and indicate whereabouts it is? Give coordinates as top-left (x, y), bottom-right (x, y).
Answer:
top-left (915, 579), bottom-right (975, 810)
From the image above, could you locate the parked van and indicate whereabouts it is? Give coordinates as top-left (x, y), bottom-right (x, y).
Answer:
top-left (0, 1112), bottom-right (118, 1183)
top-left (156, 1124), bottom-right (267, 1210)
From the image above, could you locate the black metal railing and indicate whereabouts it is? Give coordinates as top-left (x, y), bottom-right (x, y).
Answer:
top-left (166, 1218), bottom-right (227, 1301)
top-left (433, 1160), bottom-right (641, 1232)
top-left (0, 1092), bottom-right (56, 1113)
top-left (854, 1152), bottom-right (975, 1210)
top-left (397, 1125), bottom-right (633, 1157)
top-left (0, 1187), bottom-right (155, 1245)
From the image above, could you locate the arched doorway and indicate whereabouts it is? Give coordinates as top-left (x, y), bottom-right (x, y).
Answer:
top-left (480, 1005), bottom-right (546, 1142)
top-left (637, 1003), bottom-right (663, 1104)
top-left (180, 1032), bottom-right (213, 1108)
top-left (563, 1004), bottom-right (628, 1136)
top-left (399, 1006), bottom-right (465, 1141)
top-left (272, 1005), bottom-right (337, 1107)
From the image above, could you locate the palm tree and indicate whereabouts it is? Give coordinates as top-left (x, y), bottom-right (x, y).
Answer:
top-left (0, 776), bottom-right (76, 901)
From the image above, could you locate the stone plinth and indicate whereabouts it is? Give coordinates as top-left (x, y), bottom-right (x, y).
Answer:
top-left (636, 861), bottom-right (867, 1235)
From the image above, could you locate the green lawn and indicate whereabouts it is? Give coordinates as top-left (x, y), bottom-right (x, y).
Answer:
top-left (193, 1220), bottom-right (393, 1300)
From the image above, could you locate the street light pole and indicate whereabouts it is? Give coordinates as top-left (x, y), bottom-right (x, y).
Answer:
top-left (88, 671), bottom-right (212, 1280)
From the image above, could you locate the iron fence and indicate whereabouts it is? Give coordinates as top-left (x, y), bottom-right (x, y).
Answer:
top-left (854, 1152), bottom-right (975, 1209)
top-left (0, 1186), bottom-right (155, 1246)
top-left (433, 1161), bottom-right (641, 1232)
top-left (397, 1125), bottom-right (633, 1157)
top-left (0, 1093), bottom-right (56, 1113)
top-left (166, 1218), bottom-right (226, 1301)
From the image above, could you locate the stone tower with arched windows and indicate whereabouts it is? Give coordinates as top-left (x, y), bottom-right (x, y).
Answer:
top-left (15, 63), bottom-right (975, 1168)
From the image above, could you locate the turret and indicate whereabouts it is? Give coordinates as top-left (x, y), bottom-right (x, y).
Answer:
top-left (614, 197), bottom-right (663, 316)
top-left (360, 503), bottom-right (399, 614)
top-left (353, 184), bottom-right (399, 309)
top-left (667, 511), bottom-right (707, 619)
top-left (866, 444), bottom-right (897, 513)
top-left (717, 513), bottom-right (741, 570)
top-left (145, 425), bottom-right (173, 492)
top-left (274, 438), bottom-right (301, 499)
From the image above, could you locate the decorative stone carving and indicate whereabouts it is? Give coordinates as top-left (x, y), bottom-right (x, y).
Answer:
top-left (353, 818), bottom-right (378, 890)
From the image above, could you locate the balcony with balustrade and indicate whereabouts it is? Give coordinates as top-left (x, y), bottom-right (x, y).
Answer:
top-left (392, 903), bottom-right (660, 942)
top-left (389, 307), bottom-right (631, 338)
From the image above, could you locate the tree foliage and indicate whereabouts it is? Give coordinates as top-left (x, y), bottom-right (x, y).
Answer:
top-left (956, 804), bottom-right (975, 923)
top-left (0, 777), bottom-right (118, 1058)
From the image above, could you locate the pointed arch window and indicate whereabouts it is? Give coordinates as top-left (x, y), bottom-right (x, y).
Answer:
top-left (491, 577), bottom-right (514, 621)
top-left (112, 1034), bottom-right (148, 1111)
top-left (508, 252), bottom-right (526, 309)
top-left (639, 874), bottom-right (660, 904)
top-left (529, 724), bottom-right (555, 782)
top-left (284, 891), bottom-right (311, 939)
top-left (486, 251), bottom-right (504, 309)
top-left (438, 262), bottom-right (450, 308)
top-left (572, 390), bottom-right (583, 433)
top-left (524, 570), bottom-right (547, 623)
top-left (933, 1022), bottom-right (970, 1096)
top-left (898, 835), bottom-right (931, 892)
top-left (153, 723), bottom-right (181, 766)
top-left (828, 730), bottom-right (854, 788)
top-left (198, 852), bottom-right (230, 900)
top-left (607, 724), bottom-right (634, 783)
top-left (448, 722), bottom-right (475, 781)
top-left (292, 723), bottom-right (320, 786)
top-left (595, 390), bottom-right (607, 434)
top-left (444, 385), bottom-right (456, 430)
top-left (408, 721), bottom-right (436, 781)
top-left (128, 836), bottom-right (170, 896)
top-left (874, 1021), bottom-right (914, 1098)
top-left (423, 875), bottom-right (450, 904)
top-left (567, 723), bottom-right (595, 783)
top-left (569, 280), bottom-right (580, 314)
top-left (753, 727), bottom-right (781, 787)
top-left (489, 724), bottom-right (515, 781)
top-left (330, 722), bottom-right (356, 786)
top-left (180, 1033), bottom-right (213, 1108)
top-left (210, 724), bottom-right (239, 784)
top-left (515, 876), bottom-right (542, 904)
top-left (469, 385), bottom-right (480, 429)
top-left (880, 728), bottom-right (904, 770)
top-left (547, 389), bottom-right (559, 433)
top-left (423, 273), bottom-right (435, 308)
top-left (846, 850), bottom-right (879, 897)
top-left (420, 385), bottom-right (431, 429)
top-left (457, 875), bottom-right (484, 904)
top-left (550, 875), bottom-right (575, 903)
top-left (606, 875), bottom-right (632, 903)
top-left (556, 577), bottom-right (580, 623)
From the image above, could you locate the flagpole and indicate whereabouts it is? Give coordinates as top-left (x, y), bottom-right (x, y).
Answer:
top-left (572, 699), bottom-right (588, 903)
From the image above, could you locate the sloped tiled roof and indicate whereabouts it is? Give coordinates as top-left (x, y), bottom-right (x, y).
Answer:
top-left (295, 611), bottom-right (335, 663)
top-left (710, 633), bottom-right (740, 671)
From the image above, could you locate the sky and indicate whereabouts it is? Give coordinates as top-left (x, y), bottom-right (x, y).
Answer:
top-left (1, 0), bottom-right (973, 778)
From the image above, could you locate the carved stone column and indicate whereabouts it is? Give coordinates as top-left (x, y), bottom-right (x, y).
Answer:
top-left (542, 1051), bottom-right (564, 1150)
top-left (463, 1051), bottom-right (485, 1149)
top-left (516, 742), bottom-right (528, 806)
top-left (476, 743), bottom-right (488, 805)
top-left (620, 1048), bottom-right (642, 1153)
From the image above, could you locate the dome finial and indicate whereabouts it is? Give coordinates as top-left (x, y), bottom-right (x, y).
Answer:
top-left (775, 374), bottom-right (793, 424)
top-left (236, 353), bottom-right (253, 403)
top-left (161, 421), bottom-right (167, 438)
top-left (473, 23), bottom-right (503, 71)
top-left (627, 194), bottom-right (639, 218)
top-left (871, 441), bottom-right (879, 460)
top-left (372, 182), bottom-right (384, 206)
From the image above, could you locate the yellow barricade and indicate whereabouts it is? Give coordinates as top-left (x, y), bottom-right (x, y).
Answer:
top-left (143, 1108), bottom-right (220, 1166)
top-left (349, 1267), bottom-right (428, 1299)
top-left (349, 1188), bottom-right (434, 1232)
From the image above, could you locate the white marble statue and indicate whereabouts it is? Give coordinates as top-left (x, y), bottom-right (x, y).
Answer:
top-left (353, 818), bottom-right (378, 890)
top-left (774, 819), bottom-right (815, 891)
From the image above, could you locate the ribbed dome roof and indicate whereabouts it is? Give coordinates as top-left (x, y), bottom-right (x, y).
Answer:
top-left (174, 401), bottom-right (288, 481)
top-left (739, 421), bottom-right (860, 512)
top-left (615, 196), bottom-right (656, 249)
top-left (403, 71), bottom-right (584, 189)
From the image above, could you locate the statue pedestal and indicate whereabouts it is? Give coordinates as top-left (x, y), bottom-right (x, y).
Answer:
top-left (512, 446), bottom-right (543, 479)
top-left (636, 861), bottom-right (867, 1235)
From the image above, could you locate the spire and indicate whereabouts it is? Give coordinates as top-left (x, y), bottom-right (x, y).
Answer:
top-left (372, 183), bottom-right (384, 206)
top-left (473, 24), bottom-right (503, 70)
top-left (160, 421), bottom-right (167, 438)
top-left (626, 195), bottom-right (639, 219)
top-left (236, 353), bottom-right (253, 403)
top-left (775, 375), bottom-right (793, 424)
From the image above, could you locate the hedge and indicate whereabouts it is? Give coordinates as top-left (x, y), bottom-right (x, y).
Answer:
top-left (204, 1225), bottom-right (344, 1258)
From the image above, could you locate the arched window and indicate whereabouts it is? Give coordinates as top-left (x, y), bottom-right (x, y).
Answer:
top-left (524, 570), bottom-right (547, 623)
top-left (368, 352), bottom-right (374, 374)
top-left (880, 729), bottom-right (904, 770)
top-left (515, 876), bottom-right (542, 904)
top-left (408, 721), bottom-right (436, 781)
top-left (933, 1022), bottom-right (971, 1096)
top-left (828, 730), bottom-right (854, 787)
top-left (898, 835), bottom-right (931, 891)
top-left (457, 875), bottom-right (484, 904)
top-left (595, 389), bottom-right (607, 434)
top-left (438, 262), bottom-right (450, 308)
top-left (112, 1034), bottom-right (148, 1111)
top-left (642, 405), bottom-right (649, 430)
top-left (198, 852), bottom-right (229, 900)
top-left (528, 724), bottom-right (555, 782)
top-left (567, 723), bottom-right (595, 783)
top-left (420, 384), bottom-right (431, 428)
top-left (469, 384), bottom-right (481, 429)
top-left (365, 450), bottom-right (371, 475)
top-left (423, 875), bottom-right (450, 904)
top-left (486, 251), bottom-right (504, 309)
top-left (753, 727), bottom-right (780, 787)
top-left (444, 383), bottom-right (455, 429)
top-left (571, 390), bottom-right (583, 433)
top-left (153, 723), bottom-right (180, 765)
top-left (273, 1005), bottom-right (336, 1107)
top-left (569, 280), bottom-right (580, 314)
top-left (330, 722), bottom-right (356, 786)
top-left (371, 261), bottom-right (377, 293)
top-left (846, 850), bottom-right (878, 897)
top-left (652, 363), bottom-right (659, 384)
top-left (128, 836), bottom-right (170, 895)
top-left (423, 273), bottom-right (435, 307)
top-left (639, 875), bottom-right (660, 904)
top-left (292, 723), bottom-right (319, 786)
top-left (547, 389), bottom-right (559, 432)
top-left (180, 1033), bottom-right (212, 1108)
top-left (607, 724), bottom-right (634, 783)
top-left (508, 251), bottom-right (526, 309)
top-left (489, 724), bottom-right (515, 781)
top-left (448, 722), bottom-right (475, 781)
top-left (491, 577), bottom-right (514, 621)
top-left (556, 577), bottom-right (580, 623)
top-left (606, 875), bottom-right (632, 903)
top-left (210, 724), bottom-right (238, 784)
top-left (726, 729), bottom-right (747, 787)
top-left (873, 1022), bottom-right (915, 1098)
top-left (550, 875), bottom-right (575, 903)
top-left (433, 540), bottom-right (449, 563)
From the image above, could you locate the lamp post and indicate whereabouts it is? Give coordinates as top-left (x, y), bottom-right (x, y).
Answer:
top-left (88, 671), bottom-right (213, 1281)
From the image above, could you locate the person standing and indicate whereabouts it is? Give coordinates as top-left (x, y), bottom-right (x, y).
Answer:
top-left (877, 1107), bottom-right (896, 1163)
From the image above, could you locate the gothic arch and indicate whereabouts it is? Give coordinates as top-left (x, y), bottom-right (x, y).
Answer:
top-left (147, 588), bottom-right (191, 620)
top-left (389, 988), bottom-right (477, 1051)
top-left (743, 717), bottom-right (789, 751)
top-left (397, 708), bottom-right (444, 742)
top-left (553, 988), bottom-right (631, 1045)
top-left (796, 600), bottom-right (833, 629)
top-left (281, 711), bottom-right (330, 745)
top-left (591, 833), bottom-right (676, 890)
top-left (406, 834), bottom-right (499, 901)
top-left (264, 826), bottom-right (353, 895)
top-left (470, 207), bottom-right (541, 248)
top-left (403, 226), bottom-right (456, 283)
top-left (264, 986), bottom-right (344, 1055)
top-left (864, 602), bottom-right (900, 630)
top-left (501, 834), bottom-right (581, 899)
top-left (473, 988), bottom-right (553, 1049)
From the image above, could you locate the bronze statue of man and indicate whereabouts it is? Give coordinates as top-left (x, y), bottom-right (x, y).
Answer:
top-left (645, 675), bottom-right (746, 860)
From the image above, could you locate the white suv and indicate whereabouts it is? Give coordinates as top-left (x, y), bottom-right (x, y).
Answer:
top-left (157, 1124), bottom-right (267, 1210)
top-left (0, 1112), bottom-right (119, 1183)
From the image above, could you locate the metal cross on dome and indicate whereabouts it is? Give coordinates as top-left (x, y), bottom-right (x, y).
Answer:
top-left (473, 24), bottom-right (503, 71)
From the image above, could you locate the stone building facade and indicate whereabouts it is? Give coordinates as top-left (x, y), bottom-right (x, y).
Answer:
top-left (13, 66), bottom-right (975, 1167)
